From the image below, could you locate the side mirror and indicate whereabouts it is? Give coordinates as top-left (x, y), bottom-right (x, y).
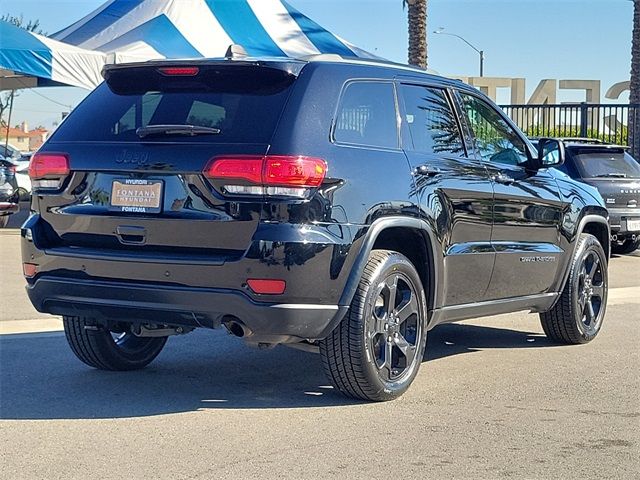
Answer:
top-left (532, 138), bottom-right (565, 170)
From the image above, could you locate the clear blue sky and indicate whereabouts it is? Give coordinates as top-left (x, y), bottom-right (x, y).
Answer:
top-left (2, 0), bottom-right (634, 130)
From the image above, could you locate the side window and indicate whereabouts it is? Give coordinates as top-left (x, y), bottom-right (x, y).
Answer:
top-left (334, 82), bottom-right (398, 149)
top-left (459, 93), bottom-right (528, 166)
top-left (400, 84), bottom-right (465, 155)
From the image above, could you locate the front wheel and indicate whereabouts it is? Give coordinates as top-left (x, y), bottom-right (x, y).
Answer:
top-left (540, 233), bottom-right (608, 344)
top-left (611, 237), bottom-right (640, 255)
top-left (63, 316), bottom-right (168, 370)
top-left (320, 250), bottom-right (428, 401)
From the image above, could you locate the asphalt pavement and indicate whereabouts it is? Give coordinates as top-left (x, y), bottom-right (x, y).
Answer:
top-left (1, 218), bottom-right (639, 479)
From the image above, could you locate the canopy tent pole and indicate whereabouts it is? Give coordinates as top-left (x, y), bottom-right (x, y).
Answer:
top-left (4, 90), bottom-right (15, 154)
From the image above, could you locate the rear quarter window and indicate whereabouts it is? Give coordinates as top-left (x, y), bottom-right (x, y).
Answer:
top-left (333, 81), bottom-right (399, 149)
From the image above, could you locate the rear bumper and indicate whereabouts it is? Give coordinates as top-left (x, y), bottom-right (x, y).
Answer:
top-left (608, 208), bottom-right (640, 234)
top-left (27, 276), bottom-right (348, 343)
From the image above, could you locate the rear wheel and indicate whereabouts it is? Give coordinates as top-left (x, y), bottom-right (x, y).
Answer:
top-left (611, 237), bottom-right (640, 255)
top-left (0, 216), bottom-right (8, 228)
top-left (63, 316), bottom-right (167, 370)
top-left (540, 234), bottom-right (607, 344)
top-left (320, 250), bottom-right (427, 401)
top-left (16, 187), bottom-right (29, 201)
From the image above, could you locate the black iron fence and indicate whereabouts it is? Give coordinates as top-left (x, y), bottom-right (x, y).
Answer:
top-left (500, 103), bottom-right (639, 155)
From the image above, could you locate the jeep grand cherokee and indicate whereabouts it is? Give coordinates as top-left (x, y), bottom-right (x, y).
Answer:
top-left (22, 55), bottom-right (610, 401)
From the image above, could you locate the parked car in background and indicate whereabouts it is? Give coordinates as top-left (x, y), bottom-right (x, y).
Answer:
top-left (0, 143), bottom-right (23, 161)
top-left (0, 144), bottom-right (33, 200)
top-left (531, 138), bottom-right (640, 255)
top-left (10, 157), bottom-right (32, 200)
top-left (22, 56), bottom-right (610, 401)
top-left (0, 158), bottom-right (19, 227)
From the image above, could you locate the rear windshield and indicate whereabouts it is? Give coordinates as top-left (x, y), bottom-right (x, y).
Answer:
top-left (49, 65), bottom-right (295, 143)
top-left (573, 149), bottom-right (640, 179)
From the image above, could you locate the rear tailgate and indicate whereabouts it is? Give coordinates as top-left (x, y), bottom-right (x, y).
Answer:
top-left (33, 62), bottom-right (297, 257)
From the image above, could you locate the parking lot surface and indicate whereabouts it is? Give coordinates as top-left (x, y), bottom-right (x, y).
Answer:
top-left (1, 222), bottom-right (639, 479)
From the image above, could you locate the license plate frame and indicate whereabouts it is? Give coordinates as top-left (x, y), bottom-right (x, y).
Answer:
top-left (109, 179), bottom-right (163, 214)
top-left (626, 218), bottom-right (640, 232)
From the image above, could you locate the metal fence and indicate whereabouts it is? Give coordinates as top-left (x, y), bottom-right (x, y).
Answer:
top-left (500, 103), bottom-right (639, 155)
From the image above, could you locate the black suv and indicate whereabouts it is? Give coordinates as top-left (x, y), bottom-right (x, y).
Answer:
top-left (539, 139), bottom-right (639, 255)
top-left (22, 56), bottom-right (610, 401)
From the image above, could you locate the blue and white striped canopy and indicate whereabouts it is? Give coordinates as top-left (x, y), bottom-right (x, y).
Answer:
top-left (53, 0), bottom-right (374, 63)
top-left (0, 0), bottom-right (373, 90)
top-left (0, 21), bottom-right (108, 89)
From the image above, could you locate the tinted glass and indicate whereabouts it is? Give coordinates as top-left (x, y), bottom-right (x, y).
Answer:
top-left (460, 93), bottom-right (528, 166)
top-left (574, 150), bottom-right (640, 178)
top-left (50, 66), bottom-right (295, 143)
top-left (400, 85), bottom-right (465, 155)
top-left (334, 82), bottom-right (398, 149)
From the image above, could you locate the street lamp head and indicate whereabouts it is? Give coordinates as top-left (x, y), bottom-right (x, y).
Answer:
top-left (434, 27), bottom-right (445, 34)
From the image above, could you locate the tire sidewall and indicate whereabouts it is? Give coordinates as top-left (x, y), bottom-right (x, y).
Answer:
top-left (357, 253), bottom-right (428, 400)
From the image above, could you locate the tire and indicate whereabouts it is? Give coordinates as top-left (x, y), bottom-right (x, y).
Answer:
top-left (16, 187), bottom-right (29, 201)
top-left (611, 237), bottom-right (640, 255)
top-left (540, 233), bottom-right (608, 344)
top-left (320, 250), bottom-right (428, 401)
top-left (0, 216), bottom-right (8, 228)
top-left (63, 316), bottom-right (168, 370)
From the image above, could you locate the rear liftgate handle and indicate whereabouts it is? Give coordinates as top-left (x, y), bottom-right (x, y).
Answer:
top-left (116, 225), bottom-right (147, 245)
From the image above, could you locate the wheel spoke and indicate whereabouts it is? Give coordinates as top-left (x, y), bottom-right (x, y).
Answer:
top-left (381, 340), bottom-right (394, 379)
top-left (586, 299), bottom-right (596, 323)
top-left (371, 314), bottom-right (386, 335)
top-left (588, 255), bottom-right (599, 278)
top-left (385, 276), bottom-right (398, 315)
top-left (577, 292), bottom-right (587, 310)
top-left (394, 333), bottom-right (416, 365)
top-left (396, 293), bottom-right (418, 323)
top-left (592, 284), bottom-right (604, 300)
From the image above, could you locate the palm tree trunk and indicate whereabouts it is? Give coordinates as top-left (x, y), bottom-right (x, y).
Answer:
top-left (630, 0), bottom-right (640, 157)
top-left (406, 0), bottom-right (428, 69)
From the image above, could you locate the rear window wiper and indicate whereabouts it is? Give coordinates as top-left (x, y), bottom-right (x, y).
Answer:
top-left (595, 173), bottom-right (627, 178)
top-left (136, 124), bottom-right (221, 138)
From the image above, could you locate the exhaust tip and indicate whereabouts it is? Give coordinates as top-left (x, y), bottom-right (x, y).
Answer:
top-left (223, 317), bottom-right (247, 338)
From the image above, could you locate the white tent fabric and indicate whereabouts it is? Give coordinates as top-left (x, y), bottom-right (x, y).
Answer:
top-left (1, 0), bottom-right (374, 90)
top-left (52, 0), bottom-right (374, 61)
top-left (0, 21), bottom-right (107, 89)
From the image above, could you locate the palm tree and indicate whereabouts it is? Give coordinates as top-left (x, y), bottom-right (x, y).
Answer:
top-left (630, 0), bottom-right (639, 157)
top-left (403, 0), bottom-right (428, 69)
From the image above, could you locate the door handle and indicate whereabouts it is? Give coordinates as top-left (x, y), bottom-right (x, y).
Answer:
top-left (492, 173), bottom-right (515, 185)
top-left (414, 165), bottom-right (442, 176)
top-left (116, 225), bottom-right (146, 245)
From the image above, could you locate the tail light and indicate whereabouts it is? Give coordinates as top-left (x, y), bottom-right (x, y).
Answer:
top-left (28, 153), bottom-right (70, 189)
top-left (204, 155), bottom-right (327, 198)
top-left (158, 67), bottom-right (199, 76)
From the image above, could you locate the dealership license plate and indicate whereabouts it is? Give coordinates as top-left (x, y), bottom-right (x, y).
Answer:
top-left (110, 179), bottom-right (163, 213)
top-left (627, 219), bottom-right (640, 232)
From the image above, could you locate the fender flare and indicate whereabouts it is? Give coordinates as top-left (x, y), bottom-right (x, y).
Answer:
top-left (337, 216), bottom-right (444, 311)
top-left (554, 213), bottom-right (610, 298)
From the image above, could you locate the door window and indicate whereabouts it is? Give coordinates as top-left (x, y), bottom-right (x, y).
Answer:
top-left (400, 84), bottom-right (465, 156)
top-left (459, 93), bottom-right (528, 166)
top-left (334, 82), bottom-right (399, 149)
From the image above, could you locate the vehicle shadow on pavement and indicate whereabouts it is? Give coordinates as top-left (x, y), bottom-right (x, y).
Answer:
top-left (0, 323), bottom-right (554, 419)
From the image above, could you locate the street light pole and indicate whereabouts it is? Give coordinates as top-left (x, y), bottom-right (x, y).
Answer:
top-left (434, 28), bottom-right (485, 77)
